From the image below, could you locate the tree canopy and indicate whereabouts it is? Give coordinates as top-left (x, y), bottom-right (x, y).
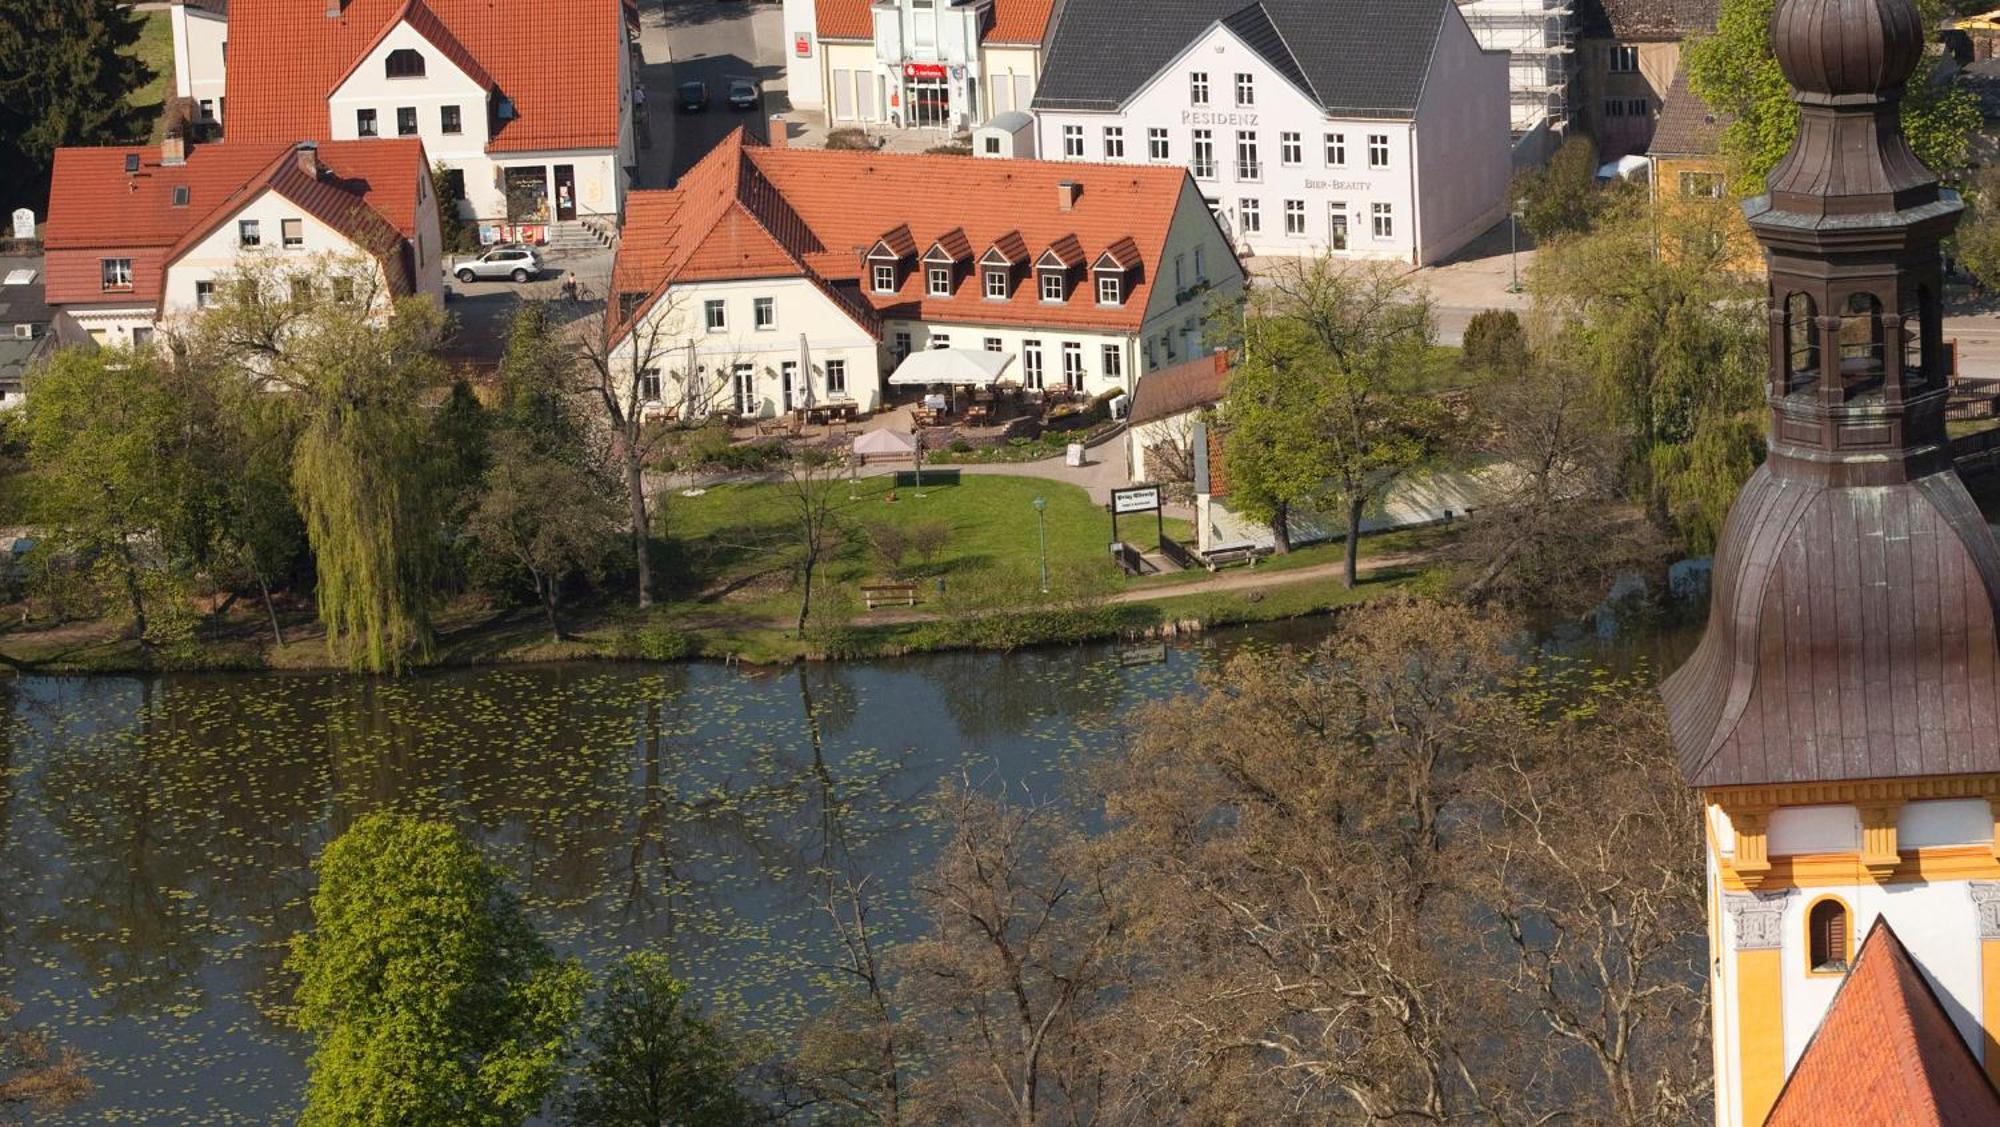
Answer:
top-left (289, 812), bottom-right (585, 1127)
top-left (1686, 0), bottom-right (1981, 189)
top-left (564, 953), bottom-right (759, 1127)
top-left (0, 0), bottom-right (155, 216)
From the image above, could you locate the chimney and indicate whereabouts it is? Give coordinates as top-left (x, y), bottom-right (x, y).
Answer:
top-left (295, 141), bottom-right (321, 180)
top-left (1057, 181), bottom-right (1080, 212)
top-left (161, 133), bottom-right (186, 168)
top-left (767, 115), bottom-right (788, 149)
top-left (326, 0), bottom-right (343, 18)
top-left (1213, 346), bottom-right (1230, 375)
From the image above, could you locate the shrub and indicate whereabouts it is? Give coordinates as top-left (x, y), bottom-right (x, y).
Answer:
top-left (614, 621), bottom-right (693, 662)
top-left (862, 521), bottom-right (909, 577)
top-left (908, 521), bottom-right (951, 569)
top-left (825, 128), bottom-right (875, 151)
top-left (925, 142), bottom-right (973, 156)
top-left (1461, 310), bottom-right (1530, 375)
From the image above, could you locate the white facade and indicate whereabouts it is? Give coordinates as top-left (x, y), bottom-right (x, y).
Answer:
top-left (1707, 799), bottom-right (2000, 1127)
top-left (615, 277), bottom-right (885, 420)
top-left (1457, 0), bottom-right (1575, 135)
top-left (785, 0), bottom-right (1046, 132)
top-left (170, 2), bottom-right (229, 129)
top-left (1033, 12), bottom-right (1510, 264)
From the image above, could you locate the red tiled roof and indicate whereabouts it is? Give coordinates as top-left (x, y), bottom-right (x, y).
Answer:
top-left (611, 129), bottom-right (1198, 344)
top-left (987, 0), bottom-right (1058, 44)
top-left (43, 139), bottom-right (426, 305)
top-left (224, 0), bottom-right (622, 154)
top-left (816, 0), bottom-right (1056, 44)
top-left (1766, 918), bottom-right (2000, 1127)
top-left (1129, 348), bottom-right (1230, 425)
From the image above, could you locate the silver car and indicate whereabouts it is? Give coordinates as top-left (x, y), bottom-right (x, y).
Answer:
top-left (454, 245), bottom-right (542, 283)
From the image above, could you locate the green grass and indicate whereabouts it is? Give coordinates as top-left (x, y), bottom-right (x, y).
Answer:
top-left (660, 473), bottom-right (1191, 622)
top-left (125, 10), bottom-right (174, 127)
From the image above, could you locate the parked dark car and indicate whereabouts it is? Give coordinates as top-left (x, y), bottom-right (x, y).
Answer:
top-left (678, 81), bottom-right (709, 112)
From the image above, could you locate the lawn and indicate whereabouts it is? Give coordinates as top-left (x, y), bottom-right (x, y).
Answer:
top-left (125, 10), bottom-right (175, 133)
top-left (660, 472), bottom-right (1191, 621)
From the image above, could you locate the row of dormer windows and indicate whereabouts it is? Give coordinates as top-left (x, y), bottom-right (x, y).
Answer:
top-left (878, 261), bottom-right (1126, 306)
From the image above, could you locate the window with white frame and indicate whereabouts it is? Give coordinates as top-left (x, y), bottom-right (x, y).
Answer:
top-left (356, 108), bottom-right (378, 136)
top-left (277, 218), bottom-right (303, 248)
top-left (199, 99), bottom-right (215, 123)
top-left (1174, 254), bottom-right (1185, 289)
top-left (781, 360), bottom-right (799, 410)
top-left (927, 264), bottom-right (952, 297)
top-left (1240, 197), bottom-right (1261, 233)
top-left (1325, 133), bottom-right (1346, 166)
top-left (1023, 340), bottom-right (1044, 388)
top-left (1372, 202), bottom-right (1393, 238)
top-left (195, 279), bottom-right (216, 307)
top-left (1193, 130), bottom-right (1215, 178)
top-left (1284, 199), bottom-right (1305, 235)
top-left (1609, 44), bottom-right (1639, 73)
top-left (1235, 73), bottom-right (1254, 106)
top-left (1368, 134), bottom-right (1389, 168)
top-left (1063, 125), bottom-right (1084, 158)
top-left (985, 268), bottom-right (1009, 298)
top-left (1148, 128), bottom-right (1170, 161)
top-left (1190, 72), bottom-right (1209, 105)
top-left (441, 104), bottom-right (461, 134)
top-left (1104, 127), bottom-right (1124, 159)
top-left (732, 363), bottom-right (755, 414)
top-left (931, 332), bottom-right (950, 349)
top-left (984, 336), bottom-right (1003, 352)
top-left (397, 106), bottom-right (417, 136)
top-left (238, 219), bottom-right (261, 247)
top-left (1329, 202), bottom-right (1349, 249)
top-left (827, 359), bottom-right (847, 394)
top-left (1098, 274), bottom-right (1122, 305)
top-left (639, 367), bottom-right (662, 401)
top-left (1236, 131), bottom-right (1260, 180)
top-left (1062, 341), bottom-right (1084, 389)
top-left (704, 299), bottom-right (726, 332)
top-left (872, 263), bottom-right (897, 293)
top-left (1101, 344), bottom-right (1123, 383)
top-left (754, 296), bottom-right (775, 329)
top-left (1280, 132), bottom-right (1302, 166)
top-left (1194, 246), bottom-right (1206, 281)
top-left (1040, 270), bottom-right (1065, 302)
top-left (893, 330), bottom-right (912, 360)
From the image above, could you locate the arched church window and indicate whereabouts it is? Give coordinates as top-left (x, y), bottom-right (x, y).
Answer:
top-left (1839, 292), bottom-right (1885, 398)
top-left (1785, 292), bottom-right (1819, 395)
top-left (1807, 898), bottom-right (1850, 975)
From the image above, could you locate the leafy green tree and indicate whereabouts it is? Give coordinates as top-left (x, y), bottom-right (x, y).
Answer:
top-left (565, 953), bottom-right (760, 1127)
top-left (1953, 168), bottom-right (2000, 289)
top-left (1460, 309), bottom-right (1531, 377)
top-left (1687, 0), bottom-right (1981, 189)
top-left (21, 348), bottom-right (190, 640)
top-left (1508, 134), bottom-right (1605, 242)
top-left (289, 812), bottom-right (586, 1127)
top-left (464, 431), bottom-right (619, 644)
top-left (1530, 194), bottom-right (1764, 552)
top-left (189, 256), bottom-right (452, 672)
top-left (0, 0), bottom-right (154, 216)
top-left (1230, 258), bottom-right (1456, 584)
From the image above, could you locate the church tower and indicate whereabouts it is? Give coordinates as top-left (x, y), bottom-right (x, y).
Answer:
top-left (1660, 0), bottom-right (2000, 1123)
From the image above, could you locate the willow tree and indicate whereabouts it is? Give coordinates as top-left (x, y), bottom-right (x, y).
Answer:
top-left (186, 256), bottom-right (451, 672)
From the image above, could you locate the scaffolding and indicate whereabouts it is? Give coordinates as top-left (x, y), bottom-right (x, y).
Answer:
top-left (1459, 0), bottom-right (1575, 137)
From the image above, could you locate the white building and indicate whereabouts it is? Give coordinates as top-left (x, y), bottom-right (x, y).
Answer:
top-left (1032, 0), bottom-right (1511, 264)
top-left (1457, 0), bottom-right (1576, 137)
top-left (41, 138), bottom-right (443, 347)
top-left (782, 0), bottom-right (1060, 134)
top-left (168, 0), bottom-right (230, 131)
top-left (170, 0), bottom-right (633, 242)
top-left (609, 129), bottom-right (1243, 421)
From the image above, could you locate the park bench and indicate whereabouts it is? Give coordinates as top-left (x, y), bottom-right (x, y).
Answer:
top-left (861, 581), bottom-right (920, 610)
top-left (1200, 544), bottom-right (1273, 572)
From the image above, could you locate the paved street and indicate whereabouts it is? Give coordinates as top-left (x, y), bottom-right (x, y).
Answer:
top-left (635, 0), bottom-right (787, 187)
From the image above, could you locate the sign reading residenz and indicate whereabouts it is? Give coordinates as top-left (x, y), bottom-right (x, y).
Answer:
top-left (1112, 485), bottom-right (1162, 515)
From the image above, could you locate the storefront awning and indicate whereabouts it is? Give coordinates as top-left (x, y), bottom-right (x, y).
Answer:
top-left (886, 347), bottom-right (1015, 387)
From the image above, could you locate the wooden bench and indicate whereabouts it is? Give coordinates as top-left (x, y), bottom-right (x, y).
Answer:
top-left (861, 582), bottom-right (920, 610)
top-left (1200, 544), bottom-right (1274, 571)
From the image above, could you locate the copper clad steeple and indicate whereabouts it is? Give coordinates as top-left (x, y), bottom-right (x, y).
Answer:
top-left (1662, 0), bottom-right (2000, 788)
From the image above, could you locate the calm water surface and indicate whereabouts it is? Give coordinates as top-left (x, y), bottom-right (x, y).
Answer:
top-left (0, 619), bottom-right (1699, 1123)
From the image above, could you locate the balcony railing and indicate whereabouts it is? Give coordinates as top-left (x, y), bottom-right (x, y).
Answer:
top-left (1193, 160), bottom-right (1218, 179)
top-left (1236, 161), bottom-right (1262, 181)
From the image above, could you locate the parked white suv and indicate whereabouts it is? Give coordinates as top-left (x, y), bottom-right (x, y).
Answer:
top-left (454, 244), bottom-right (542, 283)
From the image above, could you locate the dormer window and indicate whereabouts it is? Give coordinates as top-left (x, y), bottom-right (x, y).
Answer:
top-left (927, 265), bottom-right (952, 298)
top-left (386, 49), bottom-right (425, 79)
top-left (873, 263), bottom-right (898, 294)
top-left (1040, 271), bottom-right (1066, 302)
top-left (985, 269), bottom-right (1009, 299)
top-left (1097, 275), bottom-right (1122, 306)
top-left (1092, 239), bottom-right (1138, 308)
top-left (171, 185), bottom-right (190, 208)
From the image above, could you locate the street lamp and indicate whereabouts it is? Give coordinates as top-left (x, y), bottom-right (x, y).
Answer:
top-left (1033, 496), bottom-right (1049, 594)
top-left (1507, 196), bottom-right (1527, 294)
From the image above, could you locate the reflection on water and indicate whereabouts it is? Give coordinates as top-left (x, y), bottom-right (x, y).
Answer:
top-left (0, 645), bottom-right (1202, 1123)
top-left (0, 613), bottom-right (1704, 1123)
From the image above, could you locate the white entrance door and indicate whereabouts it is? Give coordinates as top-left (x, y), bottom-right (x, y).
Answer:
top-left (832, 70), bottom-right (854, 120)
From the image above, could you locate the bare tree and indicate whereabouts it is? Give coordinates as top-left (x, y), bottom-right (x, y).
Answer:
top-left (781, 449), bottom-right (847, 639)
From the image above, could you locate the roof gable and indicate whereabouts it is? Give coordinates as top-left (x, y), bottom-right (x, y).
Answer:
top-left (1766, 918), bottom-right (2000, 1126)
top-left (329, 0), bottom-right (497, 97)
top-left (1035, 0), bottom-right (1453, 117)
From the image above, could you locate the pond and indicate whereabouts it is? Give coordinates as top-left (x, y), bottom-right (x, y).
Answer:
top-left (0, 616), bottom-right (1701, 1124)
